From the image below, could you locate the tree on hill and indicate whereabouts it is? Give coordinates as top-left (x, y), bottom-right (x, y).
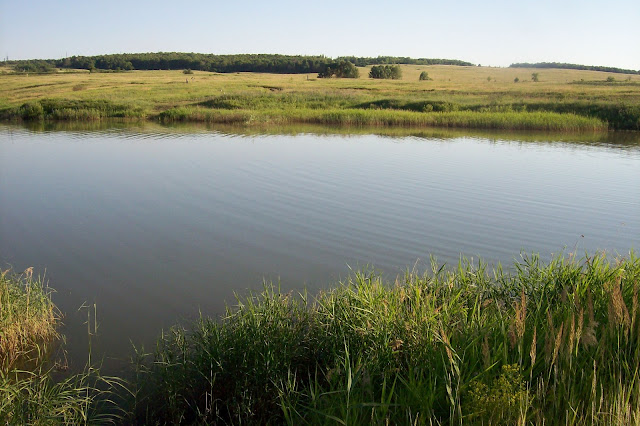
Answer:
top-left (318, 61), bottom-right (359, 78)
top-left (13, 60), bottom-right (55, 73)
top-left (369, 65), bottom-right (402, 79)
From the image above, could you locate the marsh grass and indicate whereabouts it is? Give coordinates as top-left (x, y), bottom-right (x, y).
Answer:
top-left (0, 268), bottom-right (58, 371)
top-left (0, 363), bottom-right (127, 424)
top-left (0, 99), bottom-right (146, 121)
top-left (158, 106), bottom-right (606, 131)
top-left (128, 253), bottom-right (640, 425)
top-left (0, 271), bottom-right (126, 424)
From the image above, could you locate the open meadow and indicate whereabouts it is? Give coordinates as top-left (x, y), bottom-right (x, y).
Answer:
top-left (2, 65), bottom-right (639, 131)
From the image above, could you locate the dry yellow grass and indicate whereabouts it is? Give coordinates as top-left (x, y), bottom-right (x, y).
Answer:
top-left (1, 65), bottom-right (638, 110)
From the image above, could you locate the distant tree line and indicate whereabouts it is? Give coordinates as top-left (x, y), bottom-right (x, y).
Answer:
top-left (8, 53), bottom-right (474, 74)
top-left (338, 56), bottom-right (474, 67)
top-left (57, 53), bottom-right (331, 73)
top-left (510, 62), bottom-right (639, 75)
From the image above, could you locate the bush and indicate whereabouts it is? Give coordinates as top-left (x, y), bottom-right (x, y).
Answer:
top-left (531, 72), bottom-right (539, 82)
top-left (183, 69), bottom-right (193, 74)
top-left (419, 71), bottom-right (431, 81)
top-left (18, 102), bottom-right (44, 120)
top-left (369, 65), bottom-right (402, 80)
top-left (12, 61), bottom-right (55, 74)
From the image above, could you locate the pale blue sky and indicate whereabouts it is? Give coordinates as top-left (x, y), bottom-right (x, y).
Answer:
top-left (1, 0), bottom-right (638, 69)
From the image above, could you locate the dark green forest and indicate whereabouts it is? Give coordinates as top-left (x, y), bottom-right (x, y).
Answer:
top-left (8, 54), bottom-right (639, 76)
top-left (336, 56), bottom-right (474, 67)
top-left (6, 53), bottom-right (473, 74)
top-left (510, 62), bottom-right (639, 75)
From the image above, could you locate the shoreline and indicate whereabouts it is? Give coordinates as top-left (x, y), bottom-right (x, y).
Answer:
top-left (0, 106), bottom-right (610, 132)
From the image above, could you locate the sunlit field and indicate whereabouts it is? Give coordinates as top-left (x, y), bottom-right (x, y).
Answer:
top-left (2, 65), bottom-right (639, 131)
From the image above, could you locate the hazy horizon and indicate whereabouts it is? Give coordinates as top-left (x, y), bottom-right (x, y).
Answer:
top-left (1, 0), bottom-right (639, 70)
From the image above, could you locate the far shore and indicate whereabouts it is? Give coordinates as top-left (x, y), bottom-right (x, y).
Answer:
top-left (2, 65), bottom-right (639, 132)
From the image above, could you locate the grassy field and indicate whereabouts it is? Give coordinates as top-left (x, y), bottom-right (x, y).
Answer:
top-left (3, 253), bottom-right (640, 424)
top-left (1, 65), bottom-right (639, 131)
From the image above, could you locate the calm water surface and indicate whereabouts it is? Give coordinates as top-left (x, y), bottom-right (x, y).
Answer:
top-left (1, 124), bottom-right (639, 369)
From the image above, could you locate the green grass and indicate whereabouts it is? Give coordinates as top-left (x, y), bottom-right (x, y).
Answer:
top-left (3, 254), bottom-right (640, 424)
top-left (0, 363), bottom-right (126, 425)
top-left (1, 66), bottom-right (638, 130)
top-left (0, 271), bottom-right (124, 424)
top-left (0, 98), bottom-right (146, 121)
top-left (129, 252), bottom-right (640, 425)
top-left (0, 268), bottom-right (58, 371)
top-left (157, 106), bottom-right (605, 131)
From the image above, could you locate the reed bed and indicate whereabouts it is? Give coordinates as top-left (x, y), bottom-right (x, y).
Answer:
top-left (0, 268), bottom-right (58, 371)
top-left (129, 252), bottom-right (640, 425)
top-left (0, 271), bottom-right (124, 424)
top-left (0, 99), bottom-right (146, 121)
top-left (157, 106), bottom-right (606, 131)
top-left (0, 364), bottom-right (126, 425)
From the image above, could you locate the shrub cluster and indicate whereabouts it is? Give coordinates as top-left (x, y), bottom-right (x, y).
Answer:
top-left (12, 61), bottom-right (55, 74)
top-left (369, 64), bottom-right (402, 79)
top-left (317, 61), bottom-right (359, 78)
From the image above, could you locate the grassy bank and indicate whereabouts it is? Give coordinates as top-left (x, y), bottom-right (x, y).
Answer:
top-left (1, 65), bottom-right (638, 131)
top-left (157, 106), bottom-right (605, 131)
top-left (5, 254), bottom-right (640, 424)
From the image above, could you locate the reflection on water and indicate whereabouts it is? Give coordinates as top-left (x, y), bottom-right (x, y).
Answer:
top-left (16, 119), bottom-right (640, 147)
top-left (1, 123), bottom-right (639, 371)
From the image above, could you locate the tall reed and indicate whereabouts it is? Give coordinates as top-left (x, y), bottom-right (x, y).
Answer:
top-left (0, 268), bottom-right (58, 371)
top-left (129, 252), bottom-right (640, 424)
top-left (0, 271), bottom-right (125, 424)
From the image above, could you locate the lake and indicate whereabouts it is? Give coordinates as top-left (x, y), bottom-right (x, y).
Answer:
top-left (1, 123), bottom-right (639, 370)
